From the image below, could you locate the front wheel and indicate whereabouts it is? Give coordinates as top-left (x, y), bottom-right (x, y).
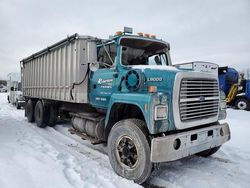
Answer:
top-left (235, 98), bottom-right (250, 110)
top-left (108, 119), bottom-right (152, 184)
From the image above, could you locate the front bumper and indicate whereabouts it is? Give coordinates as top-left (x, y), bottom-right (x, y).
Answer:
top-left (150, 122), bottom-right (230, 163)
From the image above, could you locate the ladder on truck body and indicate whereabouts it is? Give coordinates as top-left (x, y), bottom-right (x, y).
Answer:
top-left (226, 84), bottom-right (238, 103)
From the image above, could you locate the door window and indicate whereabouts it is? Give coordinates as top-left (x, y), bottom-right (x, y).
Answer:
top-left (97, 43), bottom-right (117, 68)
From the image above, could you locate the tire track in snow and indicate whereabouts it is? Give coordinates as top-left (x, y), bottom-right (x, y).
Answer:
top-left (2, 93), bottom-right (250, 188)
top-left (16, 125), bottom-right (140, 188)
top-left (0, 94), bottom-right (140, 188)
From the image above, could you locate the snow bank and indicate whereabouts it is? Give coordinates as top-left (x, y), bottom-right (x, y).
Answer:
top-left (0, 93), bottom-right (140, 188)
top-left (0, 92), bottom-right (250, 188)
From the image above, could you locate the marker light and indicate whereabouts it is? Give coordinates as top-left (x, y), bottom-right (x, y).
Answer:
top-left (150, 35), bottom-right (156, 39)
top-left (137, 32), bottom-right (143, 36)
top-left (148, 86), bottom-right (157, 93)
top-left (115, 31), bottom-right (123, 35)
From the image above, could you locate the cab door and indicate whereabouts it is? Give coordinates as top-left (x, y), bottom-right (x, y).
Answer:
top-left (89, 68), bottom-right (116, 108)
top-left (89, 43), bottom-right (117, 109)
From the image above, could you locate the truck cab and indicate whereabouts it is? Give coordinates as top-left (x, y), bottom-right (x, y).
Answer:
top-left (85, 30), bottom-right (230, 183)
top-left (21, 28), bottom-right (230, 184)
top-left (88, 31), bottom-right (228, 133)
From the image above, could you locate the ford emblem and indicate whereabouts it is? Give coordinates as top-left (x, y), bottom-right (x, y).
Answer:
top-left (199, 96), bottom-right (205, 102)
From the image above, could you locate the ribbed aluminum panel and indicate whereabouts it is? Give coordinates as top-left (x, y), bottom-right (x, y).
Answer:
top-left (21, 35), bottom-right (96, 103)
top-left (179, 78), bottom-right (219, 121)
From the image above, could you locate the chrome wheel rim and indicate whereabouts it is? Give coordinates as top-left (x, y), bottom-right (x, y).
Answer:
top-left (116, 135), bottom-right (138, 168)
top-left (238, 101), bottom-right (247, 110)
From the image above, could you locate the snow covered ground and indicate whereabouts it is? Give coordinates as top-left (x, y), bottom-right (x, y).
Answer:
top-left (0, 92), bottom-right (249, 188)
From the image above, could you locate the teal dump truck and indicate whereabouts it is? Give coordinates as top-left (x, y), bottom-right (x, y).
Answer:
top-left (21, 27), bottom-right (230, 184)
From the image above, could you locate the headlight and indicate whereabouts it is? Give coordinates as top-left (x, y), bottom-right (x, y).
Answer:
top-left (155, 105), bottom-right (168, 120)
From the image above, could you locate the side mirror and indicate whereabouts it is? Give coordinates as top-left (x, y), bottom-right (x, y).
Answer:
top-left (10, 87), bottom-right (14, 91)
top-left (89, 62), bottom-right (100, 72)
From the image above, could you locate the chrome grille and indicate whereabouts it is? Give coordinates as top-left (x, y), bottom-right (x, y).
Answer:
top-left (179, 78), bottom-right (219, 121)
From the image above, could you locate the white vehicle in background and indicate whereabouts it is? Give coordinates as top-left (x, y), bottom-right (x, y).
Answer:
top-left (0, 87), bottom-right (7, 92)
top-left (7, 73), bottom-right (25, 109)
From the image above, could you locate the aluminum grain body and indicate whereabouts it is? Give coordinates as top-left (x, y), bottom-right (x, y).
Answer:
top-left (21, 35), bottom-right (97, 103)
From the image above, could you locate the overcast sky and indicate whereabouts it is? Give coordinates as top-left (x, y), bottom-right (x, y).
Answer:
top-left (0, 0), bottom-right (249, 79)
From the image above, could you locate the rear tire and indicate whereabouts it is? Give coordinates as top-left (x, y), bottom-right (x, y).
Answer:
top-left (235, 98), bottom-right (250, 110)
top-left (26, 99), bottom-right (35, 122)
top-left (108, 119), bottom-right (152, 184)
top-left (46, 105), bottom-right (58, 127)
top-left (34, 100), bottom-right (48, 128)
top-left (196, 146), bottom-right (221, 157)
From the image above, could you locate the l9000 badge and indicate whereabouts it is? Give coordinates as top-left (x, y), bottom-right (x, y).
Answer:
top-left (147, 77), bottom-right (163, 82)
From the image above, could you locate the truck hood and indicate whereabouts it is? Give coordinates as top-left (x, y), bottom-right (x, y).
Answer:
top-left (131, 65), bottom-right (181, 72)
top-left (132, 62), bottom-right (218, 94)
top-left (131, 66), bottom-right (178, 94)
top-left (132, 65), bottom-right (181, 94)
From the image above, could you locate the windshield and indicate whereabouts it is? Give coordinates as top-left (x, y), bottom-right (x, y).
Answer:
top-left (120, 38), bottom-right (170, 66)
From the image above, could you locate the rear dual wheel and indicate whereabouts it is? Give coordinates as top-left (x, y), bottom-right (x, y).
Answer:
top-left (34, 100), bottom-right (48, 128)
top-left (26, 99), bottom-right (35, 122)
top-left (26, 99), bottom-right (58, 127)
top-left (34, 100), bottom-right (58, 128)
top-left (46, 105), bottom-right (58, 127)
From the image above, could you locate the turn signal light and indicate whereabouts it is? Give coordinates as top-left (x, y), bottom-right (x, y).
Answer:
top-left (150, 35), bottom-right (156, 39)
top-left (137, 32), bottom-right (143, 36)
top-left (115, 31), bottom-right (123, 35)
top-left (148, 86), bottom-right (157, 93)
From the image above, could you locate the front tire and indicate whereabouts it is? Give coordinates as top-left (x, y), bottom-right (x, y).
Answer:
top-left (235, 98), bottom-right (250, 110)
top-left (108, 119), bottom-right (152, 184)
